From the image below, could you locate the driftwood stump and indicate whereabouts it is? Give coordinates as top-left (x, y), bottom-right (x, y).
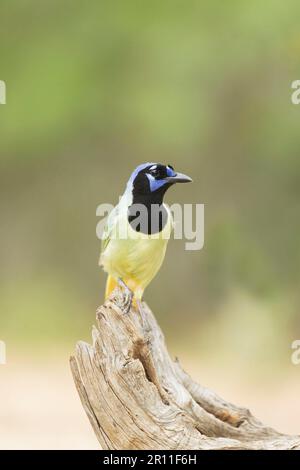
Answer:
top-left (70, 288), bottom-right (300, 450)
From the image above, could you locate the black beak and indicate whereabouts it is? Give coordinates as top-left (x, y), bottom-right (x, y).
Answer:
top-left (165, 172), bottom-right (193, 184)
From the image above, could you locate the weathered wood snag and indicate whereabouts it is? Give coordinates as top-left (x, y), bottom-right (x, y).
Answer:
top-left (70, 288), bottom-right (300, 450)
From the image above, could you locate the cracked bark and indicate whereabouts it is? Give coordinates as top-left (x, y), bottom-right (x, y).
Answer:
top-left (70, 288), bottom-right (300, 450)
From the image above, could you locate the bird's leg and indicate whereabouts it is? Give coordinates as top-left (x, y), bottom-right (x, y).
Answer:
top-left (117, 277), bottom-right (133, 314)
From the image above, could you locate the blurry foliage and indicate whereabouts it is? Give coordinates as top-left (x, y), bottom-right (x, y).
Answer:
top-left (0, 0), bottom-right (299, 362)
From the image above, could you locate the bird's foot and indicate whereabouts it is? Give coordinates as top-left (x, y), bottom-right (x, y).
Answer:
top-left (117, 278), bottom-right (133, 314)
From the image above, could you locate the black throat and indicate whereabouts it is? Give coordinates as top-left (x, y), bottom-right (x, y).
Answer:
top-left (128, 174), bottom-right (171, 234)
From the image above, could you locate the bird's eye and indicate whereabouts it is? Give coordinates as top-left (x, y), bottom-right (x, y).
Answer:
top-left (150, 168), bottom-right (159, 177)
top-left (149, 164), bottom-right (168, 179)
top-left (149, 166), bottom-right (160, 177)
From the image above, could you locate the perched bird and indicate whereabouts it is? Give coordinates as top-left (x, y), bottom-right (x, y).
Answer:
top-left (99, 163), bottom-right (192, 305)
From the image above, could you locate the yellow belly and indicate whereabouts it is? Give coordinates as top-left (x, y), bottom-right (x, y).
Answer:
top-left (101, 211), bottom-right (172, 299)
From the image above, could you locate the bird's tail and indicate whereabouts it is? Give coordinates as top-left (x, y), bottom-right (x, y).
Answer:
top-left (105, 275), bottom-right (118, 300)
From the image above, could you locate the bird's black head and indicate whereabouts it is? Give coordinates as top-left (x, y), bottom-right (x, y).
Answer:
top-left (129, 163), bottom-right (192, 205)
top-left (127, 163), bottom-right (192, 234)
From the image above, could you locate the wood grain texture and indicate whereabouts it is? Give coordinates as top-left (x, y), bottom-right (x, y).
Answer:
top-left (70, 288), bottom-right (300, 450)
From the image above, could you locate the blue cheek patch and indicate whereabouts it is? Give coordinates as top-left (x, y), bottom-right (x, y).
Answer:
top-left (147, 175), bottom-right (168, 192)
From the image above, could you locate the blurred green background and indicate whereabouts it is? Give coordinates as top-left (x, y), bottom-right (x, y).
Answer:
top-left (0, 0), bottom-right (300, 448)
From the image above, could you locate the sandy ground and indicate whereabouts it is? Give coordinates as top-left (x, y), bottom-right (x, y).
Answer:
top-left (0, 353), bottom-right (299, 449)
top-left (0, 353), bottom-right (99, 450)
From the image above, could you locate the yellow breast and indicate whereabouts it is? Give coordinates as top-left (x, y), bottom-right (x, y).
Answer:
top-left (101, 205), bottom-right (173, 296)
